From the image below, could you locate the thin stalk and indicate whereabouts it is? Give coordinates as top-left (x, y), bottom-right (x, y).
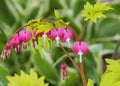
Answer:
top-left (112, 39), bottom-right (120, 59)
top-left (59, 44), bottom-right (87, 86)
top-left (8, 21), bottom-right (38, 41)
top-left (80, 62), bottom-right (86, 86)
top-left (79, 20), bottom-right (89, 41)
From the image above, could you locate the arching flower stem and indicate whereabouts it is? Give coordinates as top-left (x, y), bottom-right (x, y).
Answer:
top-left (4, 19), bottom-right (87, 86)
top-left (59, 44), bottom-right (87, 86)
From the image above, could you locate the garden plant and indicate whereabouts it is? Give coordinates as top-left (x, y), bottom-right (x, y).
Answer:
top-left (0, 0), bottom-right (120, 86)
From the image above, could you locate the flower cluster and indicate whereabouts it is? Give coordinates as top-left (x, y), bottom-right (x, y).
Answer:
top-left (48, 27), bottom-right (74, 46)
top-left (1, 27), bottom-right (75, 59)
top-left (1, 30), bottom-right (33, 59)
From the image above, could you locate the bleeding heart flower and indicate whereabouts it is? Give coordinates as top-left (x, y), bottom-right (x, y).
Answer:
top-left (11, 33), bottom-right (20, 53)
top-left (72, 41), bottom-right (88, 62)
top-left (48, 28), bottom-right (61, 46)
top-left (19, 30), bottom-right (32, 49)
top-left (1, 42), bottom-right (11, 59)
top-left (61, 28), bottom-right (74, 48)
top-left (61, 63), bottom-right (69, 80)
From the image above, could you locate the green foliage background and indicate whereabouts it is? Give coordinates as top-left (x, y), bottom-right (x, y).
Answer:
top-left (0, 0), bottom-right (120, 86)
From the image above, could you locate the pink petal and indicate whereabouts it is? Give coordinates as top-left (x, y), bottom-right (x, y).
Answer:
top-left (6, 42), bottom-right (11, 50)
top-left (49, 28), bottom-right (58, 40)
top-left (61, 63), bottom-right (67, 71)
top-left (58, 27), bottom-right (65, 39)
top-left (80, 41), bottom-right (88, 54)
top-left (25, 30), bottom-right (32, 42)
top-left (72, 41), bottom-right (80, 54)
top-left (19, 30), bottom-right (26, 42)
top-left (61, 31), bottom-right (68, 42)
top-left (66, 28), bottom-right (74, 40)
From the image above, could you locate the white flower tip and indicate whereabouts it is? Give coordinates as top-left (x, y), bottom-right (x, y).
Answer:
top-left (55, 37), bottom-right (60, 46)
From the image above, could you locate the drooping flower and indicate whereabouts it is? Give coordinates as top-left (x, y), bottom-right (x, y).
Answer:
top-left (48, 27), bottom-right (74, 47)
top-left (61, 28), bottom-right (74, 48)
top-left (19, 30), bottom-right (32, 49)
top-left (7, 69), bottom-right (49, 86)
top-left (1, 49), bottom-right (6, 60)
top-left (11, 33), bottom-right (20, 53)
top-left (5, 42), bottom-right (11, 57)
top-left (61, 63), bottom-right (69, 80)
top-left (48, 28), bottom-right (63, 46)
top-left (72, 41), bottom-right (88, 62)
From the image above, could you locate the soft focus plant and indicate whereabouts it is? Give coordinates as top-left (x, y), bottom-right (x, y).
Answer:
top-left (7, 69), bottom-right (48, 86)
top-left (0, 1), bottom-right (117, 86)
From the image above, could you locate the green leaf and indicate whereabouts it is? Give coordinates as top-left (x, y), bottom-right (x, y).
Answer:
top-left (105, 59), bottom-right (116, 65)
top-left (100, 72), bottom-right (120, 86)
top-left (87, 79), bottom-right (94, 86)
top-left (43, 38), bottom-right (50, 51)
top-left (7, 69), bottom-right (49, 86)
top-left (100, 59), bottom-right (120, 86)
top-left (82, 2), bottom-right (113, 23)
top-left (54, 10), bottom-right (60, 19)
top-left (95, 18), bottom-right (120, 37)
top-left (32, 49), bottom-right (58, 85)
top-left (0, 65), bottom-right (8, 86)
top-left (36, 22), bottom-right (53, 34)
top-left (54, 19), bottom-right (66, 28)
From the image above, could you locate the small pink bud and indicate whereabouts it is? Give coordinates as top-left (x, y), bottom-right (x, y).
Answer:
top-left (61, 63), bottom-right (67, 71)
top-left (1, 49), bottom-right (7, 60)
top-left (11, 34), bottom-right (20, 48)
top-left (61, 63), bottom-right (69, 80)
top-left (23, 42), bottom-right (27, 49)
top-left (6, 42), bottom-right (11, 50)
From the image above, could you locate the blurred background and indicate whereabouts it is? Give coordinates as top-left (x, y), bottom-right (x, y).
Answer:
top-left (0, 0), bottom-right (120, 86)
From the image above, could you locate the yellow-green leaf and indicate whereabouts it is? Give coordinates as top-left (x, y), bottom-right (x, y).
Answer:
top-left (7, 69), bottom-right (49, 86)
top-left (54, 10), bottom-right (60, 19)
top-left (82, 2), bottom-right (113, 23)
top-left (100, 59), bottom-right (120, 86)
top-left (87, 79), bottom-right (94, 86)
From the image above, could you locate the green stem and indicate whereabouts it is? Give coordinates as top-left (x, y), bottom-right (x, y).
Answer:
top-left (112, 39), bottom-right (120, 59)
top-left (59, 44), bottom-right (87, 86)
top-left (79, 20), bottom-right (89, 41)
